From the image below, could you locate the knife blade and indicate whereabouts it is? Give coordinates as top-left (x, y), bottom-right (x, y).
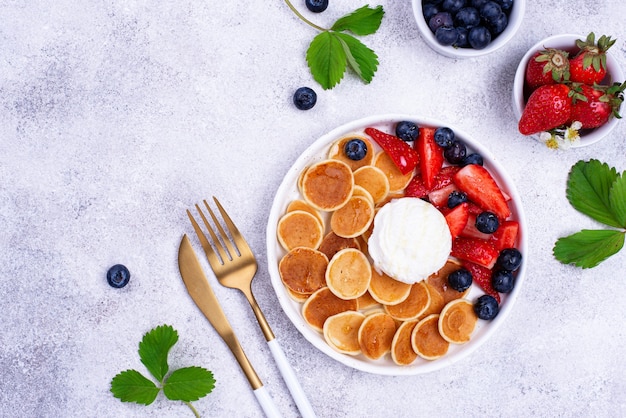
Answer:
top-left (178, 234), bottom-right (281, 418)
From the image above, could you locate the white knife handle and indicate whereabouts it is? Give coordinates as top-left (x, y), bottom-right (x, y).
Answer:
top-left (268, 339), bottom-right (317, 418)
top-left (253, 385), bottom-right (282, 418)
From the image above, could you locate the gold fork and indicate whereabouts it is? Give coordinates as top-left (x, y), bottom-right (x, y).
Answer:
top-left (187, 197), bottom-right (316, 418)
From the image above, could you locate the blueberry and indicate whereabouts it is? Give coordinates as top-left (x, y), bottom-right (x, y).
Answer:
top-left (344, 138), bottom-right (368, 161)
top-left (107, 264), bottom-right (130, 288)
top-left (444, 140), bottom-right (467, 164)
top-left (441, 0), bottom-right (466, 13)
top-left (492, 269), bottom-right (514, 293)
top-left (423, 3), bottom-right (440, 21)
top-left (305, 0), bottom-right (328, 13)
top-left (475, 211), bottom-right (499, 233)
top-left (455, 7), bottom-right (481, 27)
top-left (474, 295), bottom-right (499, 320)
top-left (428, 12), bottom-right (454, 32)
top-left (434, 127), bottom-right (455, 148)
top-left (486, 11), bottom-right (508, 35)
top-left (496, 248), bottom-right (523, 271)
top-left (461, 152), bottom-right (484, 166)
top-left (435, 26), bottom-right (458, 46)
top-left (447, 190), bottom-right (468, 208)
top-left (468, 25), bottom-right (492, 49)
top-left (293, 87), bottom-right (317, 110)
top-left (454, 26), bottom-right (470, 48)
top-left (480, 1), bottom-right (502, 20)
top-left (470, 0), bottom-right (489, 8)
top-left (494, 0), bottom-right (513, 10)
top-left (395, 121), bottom-right (420, 142)
top-left (448, 268), bottom-right (473, 292)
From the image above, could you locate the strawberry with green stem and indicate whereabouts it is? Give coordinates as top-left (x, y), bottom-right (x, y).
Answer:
top-left (525, 48), bottom-right (570, 89)
top-left (569, 32), bottom-right (616, 85)
top-left (518, 83), bottom-right (572, 135)
top-left (569, 81), bottom-right (625, 129)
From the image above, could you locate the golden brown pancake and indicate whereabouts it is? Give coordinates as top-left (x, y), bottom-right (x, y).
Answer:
top-left (301, 159), bottom-right (354, 211)
top-left (438, 299), bottom-right (478, 344)
top-left (278, 247), bottom-right (328, 295)
top-left (326, 248), bottom-right (372, 300)
top-left (327, 135), bottom-right (375, 171)
top-left (391, 320), bottom-right (419, 366)
top-left (369, 268), bottom-right (412, 306)
top-left (277, 210), bottom-right (324, 251)
top-left (358, 312), bottom-right (397, 360)
top-left (286, 199), bottom-right (325, 229)
top-left (426, 259), bottom-right (470, 305)
top-left (411, 314), bottom-right (450, 360)
top-left (318, 231), bottom-right (360, 261)
top-left (373, 151), bottom-right (413, 192)
top-left (329, 195), bottom-right (374, 238)
top-left (385, 281), bottom-right (431, 321)
top-left (353, 165), bottom-right (390, 204)
top-left (302, 287), bottom-right (358, 332)
top-left (323, 310), bottom-right (366, 355)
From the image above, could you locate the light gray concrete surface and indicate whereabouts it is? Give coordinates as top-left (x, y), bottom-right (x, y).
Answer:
top-left (1, 1), bottom-right (626, 417)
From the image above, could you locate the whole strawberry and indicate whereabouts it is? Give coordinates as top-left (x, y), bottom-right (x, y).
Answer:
top-left (569, 82), bottom-right (625, 129)
top-left (519, 84), bottom-right (572, 135)
top-left (569, 32), bottom-right (616, 85)
top-left (525, 48), bottom-right (570, 89)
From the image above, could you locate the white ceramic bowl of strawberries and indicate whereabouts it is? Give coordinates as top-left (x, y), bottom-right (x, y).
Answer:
top-left (513, 33), bottom-right (625, 148)
top-left (412, 0), bottom-right (526, 59)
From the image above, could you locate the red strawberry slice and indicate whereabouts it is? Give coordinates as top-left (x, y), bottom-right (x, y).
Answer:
top-left (491, 220), bottom-right (519, 250)
top-left (428, 183), bottom-right (458, 208)
top-left (462, 261), bottom-right (501, 303)
top-left (444, 202), bottom-right (469, 239)
top-left (404, 173), bottom-right (429, 198)
top-left (461, 214), bottom-right (492, 240)
top-left (404, 166), bottom-right (460, 199)
top-left (415, 127), bottom-right (444, 189)
top-left (365, 127), bottom-right (419, 175)
top-left (451, 237), bottom-right (499, 269)
top-left (453, 164), bottom-right (511, 220)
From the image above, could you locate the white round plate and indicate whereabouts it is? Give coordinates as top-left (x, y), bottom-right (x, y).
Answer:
top-left (266, 114), bottom-right (527, 375)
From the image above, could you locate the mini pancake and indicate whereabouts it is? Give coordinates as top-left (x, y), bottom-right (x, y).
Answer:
top-left (368, 268), bottom-right (412, 306)
top-left (301, 159), bottom-right (354, 211)
top-left (326, 248), bottom-right (372, 300)
top-left (285, 287), bottom-right (311, 303)
top-left (356, 291), bottom-right (379, 310)
top-left (318, 231), bottom-right (360, 261)
top-left (438, 299), bottom-right (478, 344)
top-left (384, 281), bottom-right (431, 321)
top-left (286, 199), bottom-right (324, 229)
top-left (330, 195), bottom-right (375, 238)
top-left (426, 259), bottom-right (470, 305)
top-left (419, 282), bottom-right (446, 319)
top-left (351, 184), bottom-right (374, 205)
top-left (358, 311), bottom-right (397, 360)
top-left (373, 151), bottom-right (413, 192)
top-left (327, 135), bottom-right (374, 171)
top-left (278, 247), bottom-right (328, 296)
top-left (302, 287), bottom-right (358, 332)
top-left (323, 310), bottom-right (366, 355)
top-left (391, 320), bottom-right (419, 366)
top-left (411, 314), bottom-right (450, 360)
top-left (353, 165), bottom-right (390, 204)
top-left (277, 210), bottom-right (324, 251)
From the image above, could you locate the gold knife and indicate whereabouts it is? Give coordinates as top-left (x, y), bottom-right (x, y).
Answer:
top-left (178, 234), bottom-right (282, 418)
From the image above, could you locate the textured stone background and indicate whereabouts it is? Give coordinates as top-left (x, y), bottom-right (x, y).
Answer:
top-left (1, 1), bottom-right (625, 417)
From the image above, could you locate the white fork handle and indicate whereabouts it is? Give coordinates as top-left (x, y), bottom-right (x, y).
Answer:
top-left (253, 385), bottom-right (282, 418)
top-left (268, 339), bottom-right (317, 418)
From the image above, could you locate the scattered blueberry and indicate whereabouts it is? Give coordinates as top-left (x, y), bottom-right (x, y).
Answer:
top-left (468, 25), bottom-right (492, 49)
top-left (454, 7), bottom-right (481, 27)
top-left (428, 12), bottom-right (454, 32)
top-left (293, 87), bottom-right (317, 110)
top-left (496, 248), bottom-right (523, 271)
top-left (447, 190), bottom-right (468, 208)
top-left (475, 211), bottom-right (499, 233)
top-left (448, 268), bottom-right (473, 292)
top-left (444, 140), bottom-right (467, 164)
top-left (344, 138), bottom-right (368, 161)
top-left (435, 26), bottom-right (458, 46)
top-left (395, 121), bottom-right (420, 142)
top-left (474, 295), bottom-right (499, 320)
top-left (305, 0), bottom-right (328, 13)
top-left (434, 127), bottom-right (455, 148)
top-left (492, 269), bottom-right (514, 293)
top-left (423, 3), bottom-right (440, 20)
top-left (107, 264), bottom-right (130, 288)
top-left (461, 152), bottom-right (484, 166)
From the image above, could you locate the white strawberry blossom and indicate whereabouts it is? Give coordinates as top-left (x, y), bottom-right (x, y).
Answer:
top-left (537, 121), bottom-right (582, 150)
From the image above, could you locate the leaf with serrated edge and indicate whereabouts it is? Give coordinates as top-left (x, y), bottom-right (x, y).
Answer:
top-left (306, 31), bottom-right (347, 90)
top-left (335, 32), bottom-right (378, 83)
top-left (139, 324), bottom-right (179, 383)
top-left (566, 159), bottom-right (621, 228)
top-left (331, 5), bottom-right (384, 36)
top-left (110, 370), bottom-right (160, 405)
top-left (609, 171), bottom-right (626, 227)
top-left (553, 229), bottom-right (624, 268)
top-left (163, 367), bottom-right (216, 402)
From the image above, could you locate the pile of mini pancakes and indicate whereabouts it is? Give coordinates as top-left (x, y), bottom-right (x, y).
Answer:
top-left (277, 132), bottom-right (479, 365)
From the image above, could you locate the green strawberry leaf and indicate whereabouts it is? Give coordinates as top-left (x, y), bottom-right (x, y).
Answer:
top-left (335, 32), bottom-right (378, 84)
top-left (306, 31), bottom-right (347, 90)
top-left (553, 229), bottom-right (625, 268)
top-left (566, 159), bottom-right (622, 228)
top-left (110, 370), bottom-right (160, 405)
top-left (138, 324), bottom-right (179, 383)
top-left (609, 172), bottom-right (626, 227)
top-left (331, 5), bottom-right (384, 36)
top-left (163, 366), bottom-right (216, 402)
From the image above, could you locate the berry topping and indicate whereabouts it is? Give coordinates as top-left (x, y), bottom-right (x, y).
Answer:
top-left (416, 127), bottom-right (445, 189)
top-left (463, 261), bottom-right (501, 303)
top-left (293, 87), bottom-right (317, 110)
top-left (107, 264), bottom-right (130, 288)
top-left (344, 138), bottom-right (368, 161)
top-left (447, 190), bottom-right (468, 208)
top-left (305, 0), bottom-right (329, 13)
top-left (474, 294), bottom-right (499, 320)
top-left (475, 211), bottom-right (500, 233)
top-left (448, 268), bottom-right (473, 292)
top-left (496, 248), bottom-right (523, 271)
top-left (434, 127), bottom-right (455, 148)
top-left (365, 127), bottom-right (419, 175)
top-left (452, 237), bottom-right (500, 269)
top-left (453, 164), bottom-right (511, 220)
top-left (491, 269), bottom-right (514, 293)
top-left (444, 202), bottom-right (470, 239)
top-left (395, 121), bottom-right (420, 142)
top-left (443, 140), bottom-right (467, 164)
top-left (461, 152), bottom-right (484, 166)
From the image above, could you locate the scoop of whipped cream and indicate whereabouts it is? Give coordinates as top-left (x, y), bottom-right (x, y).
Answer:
top-left (368, 197), bottom-right (451, 284)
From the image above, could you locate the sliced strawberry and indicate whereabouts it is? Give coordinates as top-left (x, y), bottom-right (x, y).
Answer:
top-left (451, 237), bottom-right (499, 269)
top-left (461, 214), bottom-right (492, 240)
top-left (404, 174), bottom-right (429, 198)
top-left (365, 127), bottom-right (419, 175)
top-left (467, 202), bottom-right (484, 216)
top-left (444, 202), bottom-right (469, 239)
top-left (428, 183), bottom-right (458, 208)
top-left (431, 166), bottom-right (461, 191)
top-left (415, 127), bottom-right (444, 189)
top-left (462, 261), bottom-right (501, 303)
top-left (453, 164), bottom-right (511, 220)
top-left (491, 220), bottom-right (519, 250)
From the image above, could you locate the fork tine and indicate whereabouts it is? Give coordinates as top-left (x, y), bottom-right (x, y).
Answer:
top-left (203, 199), bottom-right (239, 258)
top-left (194, 203), bottom-right (232, 264)
top-left (186, 209), bottom-right (223, 268)
top-left (212, 196), bottom-right (253, 257)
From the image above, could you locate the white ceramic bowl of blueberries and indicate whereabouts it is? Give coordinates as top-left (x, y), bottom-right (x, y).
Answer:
top-left (412, 0), bottom-right (525, 58)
